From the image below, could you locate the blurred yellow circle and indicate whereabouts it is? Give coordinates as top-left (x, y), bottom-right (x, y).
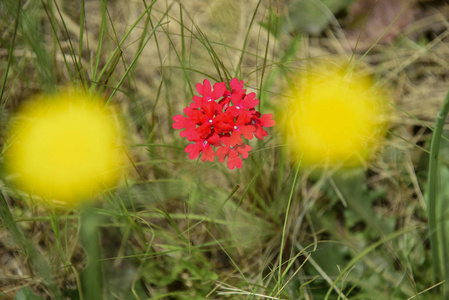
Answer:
top-left (286, 62), bottom-right (388, 168)
top-left (6, 90), bottom-right (123, 204)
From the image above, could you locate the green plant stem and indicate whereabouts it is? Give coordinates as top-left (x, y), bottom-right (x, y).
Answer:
top-left (277, 162), bottom-right (301, 293)
top-left (427, 85), bottom-right (449, 294)
top-left (80, 209), bottom-right (104, 299)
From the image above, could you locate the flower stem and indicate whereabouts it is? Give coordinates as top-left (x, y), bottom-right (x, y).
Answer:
top-left (427, 85), bottom-right (449, 294)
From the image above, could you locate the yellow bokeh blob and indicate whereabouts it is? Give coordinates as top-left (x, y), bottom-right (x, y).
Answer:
top-left (6, 90), bottom-right (123, 204)
top-left (286, 62), bottom-right (389, 167)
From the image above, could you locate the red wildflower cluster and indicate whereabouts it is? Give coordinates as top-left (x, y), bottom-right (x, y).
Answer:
top-left (173, 78), bottom-right (275, 169)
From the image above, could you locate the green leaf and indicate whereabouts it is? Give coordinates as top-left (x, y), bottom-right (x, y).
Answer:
top-left (14, 287), bottom-right (44, 300)
top-left (332, 168), bottom-right (391, 238)
top-left (285, 0), bottom-right (355, 35)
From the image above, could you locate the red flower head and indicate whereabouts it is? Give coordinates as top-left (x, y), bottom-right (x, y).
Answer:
top-left (172, 78), bottom-right (275, 169)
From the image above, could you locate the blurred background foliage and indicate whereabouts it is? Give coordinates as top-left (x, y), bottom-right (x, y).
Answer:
top-left (1, 0), bottom-right (449, 299)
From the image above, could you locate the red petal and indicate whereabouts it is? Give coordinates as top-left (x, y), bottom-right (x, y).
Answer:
top-left (242, 93), bottom-right (259, 109)
top-left (229, 131), bottom-right (243, 146)
top-left (186, 109), bottom-right (203, 124)
top-left (212, 82), bottom-right (226, 100)
top-left (201, 145), bottom-right (215, 162)
top-left (215, 122), bottom-right (234, 134)
top-left (236, 113), bottom-right (251, 126)
top-left (214, 112), bottom-right (235, 133)
top-left (202, 79), bottom-right (211, 96)
top-left (191, 95), bottom-right (203, 108)
top-left (220, 136), bottom-right (232, 146)
top-left (196, 82), bottom-right (204, 95)
top-left (260, 114), bottom-right (275, 127)
top-left (236, 144), bottom-right (252, 159)
top-left (208, 133), bottom-right (221, 146)
top-left (172, 115), bottom-right (189, 129)
top-left (230, 78), bottom-right (244, 92)
top-left (227, 151), bottom-right (242, 169)
top-left (202, 102), bottom-right (215, 118)
top-left (185, 143), bottom-right (201, 160)
top-left (240, 125), bottom-right (255, 140)
top-left (218, 96), bottom-right (231, 110)
top-left (197, 123), bottom-right (212, 138)
top-left (225, 106), bottom-right (240, 117)
top-left (183, 126), bottom-right (200, 141)
top-left (230, 90), bottom-right (244, 106)
top-left (215, 145), bottom-right (230, 162)
top-left (254, 126), bottom-right (268, 140)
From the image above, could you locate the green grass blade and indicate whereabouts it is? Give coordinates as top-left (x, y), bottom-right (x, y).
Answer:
top-left (78, 0), bottom-right (85, 77)
top-left (277, 161), bottom-right (301, 293)
top-left (41, 0), bottom-right (75, 83)
top-left (50, 0), bottom-right (86, 84)
top-left (427, 84), bottom-right (449, 295)
top-left (106, 3), bottom-right (173, 104)
top-left (0, 193), bottom-right (61, 298)
top-left (0, 0), bottom-right (20, 111)
top-left (324, 227), bottom-right (415, 300)
top-left (22, 1), bottom-right (56, 91)
top-left (91, 0), bottom-right (158, 91)
top-left (91, 0), bottom-right (107, 81)
top-left (80, 209), bottom-right (104, 299)
top-left (235, 0), bottom-right (262, 78)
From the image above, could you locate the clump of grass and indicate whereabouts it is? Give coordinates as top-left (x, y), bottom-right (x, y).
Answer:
top-left (1, 0), bottom-right (449, 299)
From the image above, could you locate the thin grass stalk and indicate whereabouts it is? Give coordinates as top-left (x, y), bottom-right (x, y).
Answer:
top-left (91, 0), bottom-right (107, 82)
top-left (0, 193), bottom-right (62, 298)
top-left (258, 3), bottom-right (271, 107)
top-left (235, 0), bottom-right (262, 78)
top-left (160, 25), bottom-right (192, 94)
top-left (42, 0), bottom-right (75, 83)
top-left (277, 162), bottom-right (300, 293)
top-left (51, 0), bottom-right (84, 83)
top-left (427, 85), bottom-right (449, 295)
top-left (324, 227), bottom-right (414, 300)
top-left (106, 3), bottom-right (173, 104)
top-left (78, 0), bottom-right (85, 75)
top-left (353, 0), bottom-right (416, 69)
top-left (0, 0), bottom-right (20, 109)
top-left (91, 0), bottom-right (157, 91)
